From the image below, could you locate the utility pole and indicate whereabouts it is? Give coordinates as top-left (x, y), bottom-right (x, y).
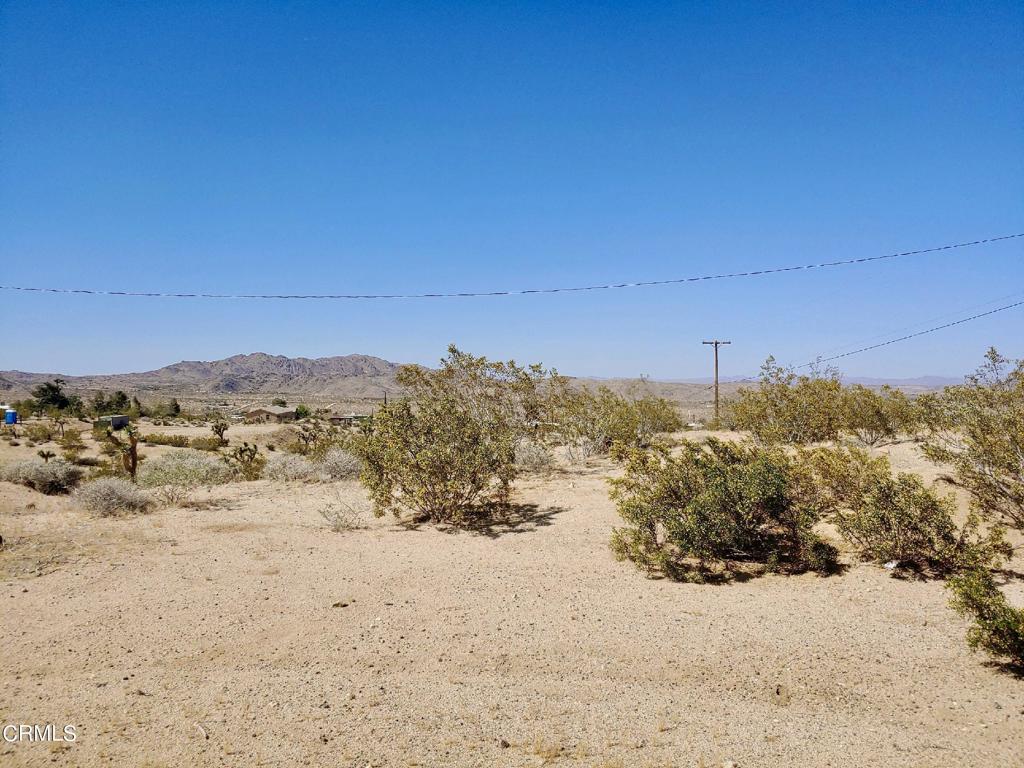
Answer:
top-left (702, 340), bottom-right (731, 423)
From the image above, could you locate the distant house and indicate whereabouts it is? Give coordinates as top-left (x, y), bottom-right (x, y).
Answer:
top-left (328, 412), bottom-right (369, 428)
top-left (244, 405), bottom-right (297, 424)
top-left (93, 414), bottom-right (130, 431)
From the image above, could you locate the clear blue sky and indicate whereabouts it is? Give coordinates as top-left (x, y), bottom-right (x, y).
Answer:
top-left (1, 1), bottom-right (1022, 379)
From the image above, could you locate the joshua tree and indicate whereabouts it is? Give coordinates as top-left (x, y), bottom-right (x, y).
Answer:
top-left (211, 418), bottom-right (229, 446)
top-left (225, 442), bottom-right (265, 480)
top-left (37, 449), bottom-right (56, 463)
top-left (105, 424), bottom-right (141, 481)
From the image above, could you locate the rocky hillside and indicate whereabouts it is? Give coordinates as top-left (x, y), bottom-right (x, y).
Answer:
top-left (0, 353), bottom-right (402, 399)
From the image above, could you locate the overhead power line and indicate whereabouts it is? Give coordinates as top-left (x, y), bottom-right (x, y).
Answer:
top-left (0, 231), bottom-right (1020, 301)
top-left (796, 299), bottom-right (1024, 368)
top-left (703, 295), bottom-right (1024, 392)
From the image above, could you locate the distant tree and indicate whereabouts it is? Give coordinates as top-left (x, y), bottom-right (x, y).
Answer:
top-left (294, 403), bottom-right (312, 420)
top-left (272, 398), bottom-right (287, 407)
top-left (129, 396), bottom-right (146, 418)
top-left (91, 390), bottom-right (132, 416)
top-left (47, 409), bottom-right (67, 438)
top-left (31, 379), bottom-right (71, 411)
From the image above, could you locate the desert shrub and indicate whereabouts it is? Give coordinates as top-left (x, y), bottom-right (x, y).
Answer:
top-left (726, 357), bottom-right (843, 444)
top-left (1, 458), bottom-right (83, 494)
top-left (58, 429), bottom-right (87, 462)
top-left (142, 433), bottom-right (190, 447)
top-left (947, 568), bottom-right (1024, 668)
top-left (76, 477), bottom-right (153, 516)
top-left (564, 436), bottom-right (605, 463)
top-left (801, 446), bottom-right (1010, 575)
top-left (152, 485), bottom-right (190, 507)
top-left (549, 382), bottom-right (682, 457)
top-left (318, 448), bottom-right (361, 480)
top-left (841, 384), bottom-right (916, 446)
top-left (352, 346), bottom-right (555, 524)
top-left (189, 436), bottom-right (223, 452)
top-left (137, 450), bottom-right (234, 487)
top-left (514, 439), bottom-right (553, 471)
top-left (609, 438), bottom-right (838, 581)
top-left (264, 453), bottom-right (322, 482)
top-left (25, 423), bottom-right (55, 444)
top-left (318, 493), bottom-right (367, 532)
top-left (920, 348), bottom-right (1024, 531)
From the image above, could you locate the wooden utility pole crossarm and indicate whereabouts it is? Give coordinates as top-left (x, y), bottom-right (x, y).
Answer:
top-left (702, 339), bottom-right (732, 423)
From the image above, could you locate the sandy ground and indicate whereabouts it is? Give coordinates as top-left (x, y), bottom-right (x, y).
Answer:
top-left (1, 426), bottom-right (1022, 767)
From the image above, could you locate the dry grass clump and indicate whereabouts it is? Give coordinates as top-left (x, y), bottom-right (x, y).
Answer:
top-left (264, 453), bottom-right (322, 482)
top-left (137, 450), bottom-right (234, 488)
top-left (318, 493), bottom-right (368, 532)
top-left (1, 458), bottom-right (84, 494)
top-left (514, 439), bottom-right (553, 472)
top-left (76, 477), bottom-right (153, 516)
top-left (319, 447), bottom-right (361, 480)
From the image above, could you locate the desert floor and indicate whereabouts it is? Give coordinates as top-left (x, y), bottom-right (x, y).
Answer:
top-left (1, 425), bottom-right (1022, 767)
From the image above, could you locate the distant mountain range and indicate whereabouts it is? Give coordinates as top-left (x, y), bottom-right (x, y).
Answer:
top-left (679, 375), bottom-right (962, 389)
top-left (0, 352), bottom-right (960, 404)
top-left (0, 353), bottom-right (401, 400)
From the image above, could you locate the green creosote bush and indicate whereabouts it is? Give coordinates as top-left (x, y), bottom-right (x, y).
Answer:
top-left (799, 446), bottom-right (1010, 576)
top-left (726, 357), bottom-right (843, 445)
top-left (137, 450), bottom-right (235, 488)
top-left (920, 348), bottom-right (1024, 532)
top-left (947, 567), bottom-right (1024, 668)
top-left (352, 345), bottom-right (555, 525)
top-left (548, 381), bottom-right (682, 459)
top-left (76, 477), bottom-right (153, 516)
top-left (189, 436), bottom-right (223, 452)
top-left (609, 438), bottom-right (839, 582)
top-left (25, 423), bottom-right (55, 444)
top-left (840, 384), bottom-right (917, 447)
top-left (1, 458), bottom-right (84, 495)
top-left (58, 430), bottom-right (87, 462)
top-left (141, 433), bottom-right (190, 448)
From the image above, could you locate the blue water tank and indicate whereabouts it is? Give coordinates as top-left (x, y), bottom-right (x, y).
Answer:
top-left (4, 410), bottom-right (16, 425)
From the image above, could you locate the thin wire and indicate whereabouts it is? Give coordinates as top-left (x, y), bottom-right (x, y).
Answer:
top-left (795, 299), bottom-right (1024, 368)
top-left (0, 231), bottom-right (1020, 301)
top-left (810, 290), bottom-right (1024, 359)
top-left (709, 295), bottom-right (1024, 390)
